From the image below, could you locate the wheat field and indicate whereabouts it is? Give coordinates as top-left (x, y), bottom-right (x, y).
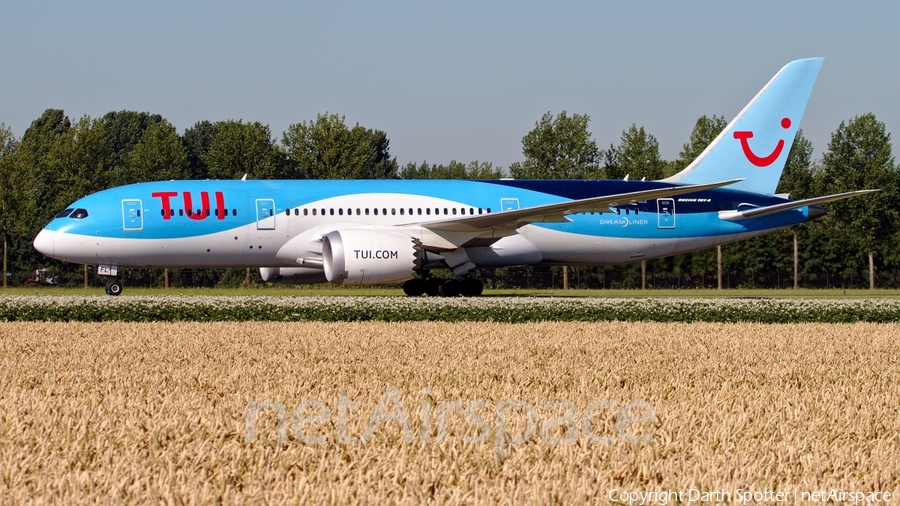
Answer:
top-left (1, 321), bottom-right (898, 504)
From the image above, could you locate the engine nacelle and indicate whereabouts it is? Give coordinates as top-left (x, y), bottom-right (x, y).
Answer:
top-left (259, 267), bottom-right (328, 285)
top-left (323, 229), bottom-right (418, 285)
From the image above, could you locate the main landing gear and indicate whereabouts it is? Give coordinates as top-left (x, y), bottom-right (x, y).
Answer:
top-left (402, 276), bottom-right (483, 297)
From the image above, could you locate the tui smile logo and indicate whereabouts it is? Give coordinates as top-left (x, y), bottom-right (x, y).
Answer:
top-left (733, 117), bottom-right (791, 167)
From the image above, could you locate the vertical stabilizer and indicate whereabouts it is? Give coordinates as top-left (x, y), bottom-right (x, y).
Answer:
top-left (662, 58), bottom-right (824, 195)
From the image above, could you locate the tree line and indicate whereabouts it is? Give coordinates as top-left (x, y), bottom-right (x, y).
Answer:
top-left (0, 107), bottom-right (896, 289)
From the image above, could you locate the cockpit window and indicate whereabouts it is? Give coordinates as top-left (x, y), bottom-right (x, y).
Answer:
top-left (70, 209), bottom-right (89, 219)
top-left (55, 208), bottom-right (74, 218)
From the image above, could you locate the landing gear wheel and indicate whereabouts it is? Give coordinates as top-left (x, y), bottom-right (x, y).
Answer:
top-left (438, 279), bottom-right (461, 297)
top-left (460, 278), bottom-right (484, 297)
top-left (403, 278), bottom-right (426, 296)
top-left (424, 278), bottom-right (441, 297)
top-left (105, 280), bottom-right (123, 296)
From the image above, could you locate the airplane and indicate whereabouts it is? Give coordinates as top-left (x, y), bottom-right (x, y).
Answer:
top-left (33, 57), bottom-right (875, 296)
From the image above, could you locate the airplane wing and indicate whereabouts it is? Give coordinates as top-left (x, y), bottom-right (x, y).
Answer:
top-left (416, 179), bottom-right (744, 233)
top-left (718, 189), bottom-right (878, 221)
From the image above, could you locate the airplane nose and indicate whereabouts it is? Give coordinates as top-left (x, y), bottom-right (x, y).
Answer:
top-left (33, 229), bottom-right (55, 257)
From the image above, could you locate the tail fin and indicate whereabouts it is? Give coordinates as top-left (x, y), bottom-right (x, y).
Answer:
top-left (662, 58), bottom-right (824, 195)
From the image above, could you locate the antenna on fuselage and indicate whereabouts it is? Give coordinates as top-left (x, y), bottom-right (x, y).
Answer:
top-left (240, 174), bottom-right (247, 181)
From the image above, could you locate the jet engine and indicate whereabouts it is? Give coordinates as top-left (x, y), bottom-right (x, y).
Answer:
top-left (322, 229), bottom-right (418, 285)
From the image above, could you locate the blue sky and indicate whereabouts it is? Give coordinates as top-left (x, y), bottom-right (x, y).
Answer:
top-left (2, 1), bottom-right (897, 170)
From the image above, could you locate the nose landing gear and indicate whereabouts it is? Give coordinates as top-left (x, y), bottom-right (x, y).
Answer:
top-left (105, 279), bottom-right (123, 296)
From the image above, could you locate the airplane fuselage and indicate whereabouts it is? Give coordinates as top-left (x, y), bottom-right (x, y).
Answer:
top-left (34, 179), bottom-right (816, 273)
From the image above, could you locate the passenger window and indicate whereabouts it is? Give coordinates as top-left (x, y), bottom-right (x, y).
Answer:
top-left (417, 208), bottom-right (422, 215)
top-left (356, 209), bottom-right (361, 215)
top-left (399, 208), bottom-right (405, 215)
top-left (382, 208), bottom-right (387, 215)
top-left (426, 208), bottom-right (431, 215)
top-left (339, 208), bottom-right (343, 215)
top-left (313, 209), bottom-right (317, 216)
top-left (392, 208), bottom-right (396, 215)
top-left (303, 209), bottom-right (308, 216)
top-left (452, 208), bottom-right (457, 215)
top-left (179, 209), bottom-right (184, 216)
top-left (330, 209), bottom-right (334, 215)
top-left (232, 209), bottom-right (237, 216)
top-left (365, 208), bottom-right (370, 215)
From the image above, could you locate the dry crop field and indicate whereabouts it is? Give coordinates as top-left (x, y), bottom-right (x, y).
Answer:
top-left (1, 321), bottom-right (898, 504)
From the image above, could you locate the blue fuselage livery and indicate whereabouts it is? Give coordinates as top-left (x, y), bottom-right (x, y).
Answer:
top-left (32, 58), bottom-right (876, 296)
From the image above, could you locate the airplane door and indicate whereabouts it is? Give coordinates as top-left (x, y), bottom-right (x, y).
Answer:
top-left (256, 199), bottom-right (276, 230)
top-left (500, 198), bottom-right (519, 211)
top-left (122, 199), bottom-right (143, 231)
top-left (657, 199), bottom-right (675, 229)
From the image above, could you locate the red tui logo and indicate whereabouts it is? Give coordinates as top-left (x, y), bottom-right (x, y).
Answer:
top-left (152, 191), bottom-right (226, 220)
top-left (733, 117), bottom-right (791, 167)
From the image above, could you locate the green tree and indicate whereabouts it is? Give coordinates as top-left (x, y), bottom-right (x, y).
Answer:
top-left (42, 116), bottom-right (113, 214)
top-left (183, 120), bottom-right (218, 180)
top-left (0, 124), bottom-right (30, 285)
top-left (509, 111), bottom-right (600, 179)
top-left (18, 110), bottom-right (71, 218)
top-left (282, 113), bottom-right (398, 179)
top-left (816, 113), bottom-right (898, 288)
top-left (101, 111), bottom-right (163, 184)
top-left (125, 120), bottom-right (189, 182)
top-left (604, 124), bottom-right (666, 181)
top-left (204, 120), bottom-right (282, 180)
top-left (17, 112), bottom-right (113, 227)
top-left (671, 114), bottom-right (728, 176)
top-left (400, 160), bottom-right (502, 179)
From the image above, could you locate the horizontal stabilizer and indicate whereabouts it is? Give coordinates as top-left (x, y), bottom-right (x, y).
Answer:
top-left (718, 189), bottom-right (879, 221)
top-left (421, 179), bottom-right (744, 232)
